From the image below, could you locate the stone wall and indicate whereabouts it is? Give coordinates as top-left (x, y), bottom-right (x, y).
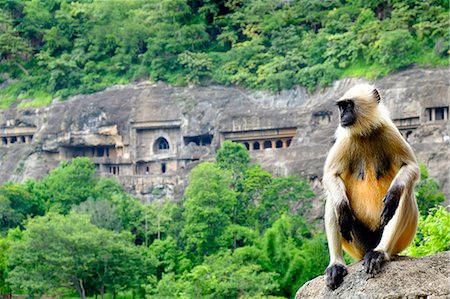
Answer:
top-left (0, 67), bottom-right (448, 205)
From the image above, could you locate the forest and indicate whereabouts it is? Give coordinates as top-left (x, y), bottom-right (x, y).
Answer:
top-left (0, 0), bottom-right (449, 298)
top-left (0, 0), bottom-right (449, 107)
top-left (0, 141), bottom-right (448, 298)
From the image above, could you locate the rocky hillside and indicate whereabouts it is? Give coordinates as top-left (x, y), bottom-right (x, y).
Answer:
top-left (0, 67), bottom-right (448, 205)
top-left (295, 251), bottom-right (450, 299)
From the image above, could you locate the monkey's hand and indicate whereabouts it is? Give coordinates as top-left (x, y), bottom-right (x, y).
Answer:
top-left (381, 184), bottom-right (403, 227)
top-left (326, 263), bottom-right (348, 290)
top-left (363, 250), bottom-right (388, 274)
top-left (337, 201), bottom-right (354, 242)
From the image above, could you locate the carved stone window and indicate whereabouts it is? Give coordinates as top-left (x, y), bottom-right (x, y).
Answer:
top-left (155, 137), bottom-right (170, 152)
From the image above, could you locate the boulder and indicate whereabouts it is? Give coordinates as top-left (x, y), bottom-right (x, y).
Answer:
top-left (295, 251), bottom-right (450, 299)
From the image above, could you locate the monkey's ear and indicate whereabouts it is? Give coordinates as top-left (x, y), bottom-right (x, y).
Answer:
top-left (373, 88), bottom-right (381, 103)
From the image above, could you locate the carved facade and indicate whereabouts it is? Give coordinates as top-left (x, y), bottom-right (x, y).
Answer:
top-left (0, 68), bottom-right (448, 203)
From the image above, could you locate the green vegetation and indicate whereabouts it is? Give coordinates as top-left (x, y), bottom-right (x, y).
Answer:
top-left (415, 163), bottom-right (445, 216)
top-left (0, 143), bottom-right (447, 298)
top-left (403, 206), bottom-right (450, 257)
top-left (0, 143), bottom-right (323, 298)
top-left (0, 0), bottom-right (448, 107)
top-left (402, 164), bottom-right (449, 257)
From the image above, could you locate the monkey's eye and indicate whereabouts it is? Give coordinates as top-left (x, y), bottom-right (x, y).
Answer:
top-left (338, 100), bottom-right (354, 110)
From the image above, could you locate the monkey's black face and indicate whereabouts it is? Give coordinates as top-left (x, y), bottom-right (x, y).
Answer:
top-left (338, 100), bottom-right (356, 127)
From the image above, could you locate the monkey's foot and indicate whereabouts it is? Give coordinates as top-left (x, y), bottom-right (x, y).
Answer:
top-left (363, 250), bottom-right (388, 274)
top-left (326, 263), bottom-right (348, 290)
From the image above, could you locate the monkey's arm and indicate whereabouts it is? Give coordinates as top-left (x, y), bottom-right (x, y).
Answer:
top-left (324, 196), bottom-right (348, 289)
top-left (323, 146), bottom-right (355, 243)
top-left (323, 145), bottom-right (352, 289)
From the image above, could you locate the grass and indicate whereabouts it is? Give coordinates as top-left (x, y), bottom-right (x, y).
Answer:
top-left (0, 82), bottom-right (53, 109)
top-left (17, 90), bottom-right (53, 108)
top-left (0, 82), bottom-right (23, 109)
top-left (413, 50), bottom-right (449, 67)
top-left (340, 60), bottom-right (397, 80)
top-left (340, 49), bottom-right (449, 82)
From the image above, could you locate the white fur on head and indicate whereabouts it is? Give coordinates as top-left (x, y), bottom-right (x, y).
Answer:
top-left (337, 84), bottom-right (391, 136)
top-left (338, 84), bottom-right (378, 104)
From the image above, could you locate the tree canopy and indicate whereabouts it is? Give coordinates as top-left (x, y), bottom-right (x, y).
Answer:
top-left (0, 146), bottom-right (447, 298)
top-left (0, 0), bottom-right (448, 107)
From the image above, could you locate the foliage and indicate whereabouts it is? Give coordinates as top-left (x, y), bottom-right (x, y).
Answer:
top-left (38, 157), bottom-right (98, 214)
top-left (147, 250), bottom-right (280, 299)
top-left (0, 144), bottom-right (446, 298)
top-left (181, 162), bottom-right (237, 262)
top-left (7, 213), bottom-right (152, 298)
top-left (255, 176), bottom-right (314, 231)
top-left (415, 164), bottom-right (445, 216)
top-left (216, 140), bottom-right (251, 176)
top-left (1, 0), bottom-right (449, 106)
top-left (73, 198), bottom-right (123, 232)
top-left (403, 206), bottom-right (450, 257)
top-left (0, 237), bottom-right (10, 295)
top-left (0, 182), bottom-right (45, 234)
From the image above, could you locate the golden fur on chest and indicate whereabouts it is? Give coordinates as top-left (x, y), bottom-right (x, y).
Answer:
top-left (341, 164), bottom-right (398, 231)
top-left (336, 126), bottom-right (403, 231)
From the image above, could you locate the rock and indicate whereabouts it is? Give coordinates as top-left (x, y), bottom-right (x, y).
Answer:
top-left (295, 251), bottom-right (450, 299)
top-left (0, 67), bottom-right (448, 206)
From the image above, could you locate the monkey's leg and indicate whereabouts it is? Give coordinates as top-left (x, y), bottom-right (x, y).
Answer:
top-left (325, 196), bottom-right (348, 290)
top-left (364, 165), bottom-right (419, 274)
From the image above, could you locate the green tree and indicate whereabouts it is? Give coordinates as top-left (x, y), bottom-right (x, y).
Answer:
top-left (0, 10), bottom-right (31, 75)
top-left (148, 236), bottom-right (191, 280)
top-left (239, 165), bottom-right (272, 227)
top-left (262, 215), bottom-right (326, 297)
top-left (38, 157), bottom-right (98, 214)
top-left (0, 197), bottom-right (22, 234)
top-left (370, 29), bottom-right (416, 68)
top-left (403, 206), bottom-right (450, 257)
top-left (7, 213), bottom-right (152, 298)
top-left (0, 182), bottom-right (45, 233)
top-left (73, 198), bottom-right (123, 232)
top-left (256, 176), bottom-right (314, 231)
top-left (216, 141), bottom-right (251, 176)
top-left (0, 237), bottom-right (11, 296)
top-left (181, 162), bottom-right (237, 262)
top-left (178, 51), bottom-right (212, 84)
top-left (147, 250), bottom-right (280, 299)
top-left (415, 164), bottom-right (445, 215)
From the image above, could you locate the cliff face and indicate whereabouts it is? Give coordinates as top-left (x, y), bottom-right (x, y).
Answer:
top-left (0, 67), bottom-right (448, 204)
top-left (295, 251), bottom-right (450, 299)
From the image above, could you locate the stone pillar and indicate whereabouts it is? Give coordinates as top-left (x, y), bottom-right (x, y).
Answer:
top-left (25, 136), bottom-right (32, 144)
top-left (282, 139), bottom-right (288, 148)
top-left (249, 142), bottom-right (254, 151)
top-left (7, 137), bottom-right (13, 146)
top-left (432, 108), bottom-right (436, 122)
top-left (271, 140), bottom-right (276, 149)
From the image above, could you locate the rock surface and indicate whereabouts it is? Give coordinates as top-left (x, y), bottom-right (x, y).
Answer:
top-left (0, 67), bottom-right (448, 205)
top-left (295, 251), bottom-right (450, 299)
